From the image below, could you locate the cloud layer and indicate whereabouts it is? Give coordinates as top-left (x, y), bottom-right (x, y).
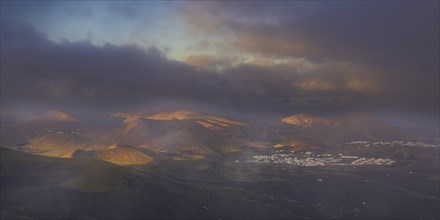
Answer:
top-left (1, 1), bottom-right (438, 119)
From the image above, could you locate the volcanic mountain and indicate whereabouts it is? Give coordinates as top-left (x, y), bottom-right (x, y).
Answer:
top-left (26, 110), bottom-right (78, 123)
top-left (94, 116), bottom-right (242, 154)
top-left (20, 110), bottom-right (82, 135)
top-left (281, 112), bottom-right (416, 145)
top-left (115, 110), bottom-right (247, 129)
top-left (19, 111), bottom-right (243, 161)
top-left (23, 128), bottom-right (155, 164)
top-left (1, 110), bottom-right (84, 149)
top-left (72, 146), bottom-right (153, 166)
top-left (281, 113), bottom-right (329, 127)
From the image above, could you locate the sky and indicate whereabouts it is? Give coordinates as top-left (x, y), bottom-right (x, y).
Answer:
top-left (0, 1), bottom-right (439, 127)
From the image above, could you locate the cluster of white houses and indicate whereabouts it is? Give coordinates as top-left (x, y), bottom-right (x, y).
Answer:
top-left (46, 129), bottom-right (80, 134)
top-left (248, 153), bottom-right (395, 167)
top-left (344, 140), bottom-right (438, 148)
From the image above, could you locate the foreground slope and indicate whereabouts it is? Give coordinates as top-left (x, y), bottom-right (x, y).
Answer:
top-left (1, 148), bottom-right (325, 220)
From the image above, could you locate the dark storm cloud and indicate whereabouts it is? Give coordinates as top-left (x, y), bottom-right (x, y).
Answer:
top-left (1, 22), bottom-right (202, 107)
top-left (182, 1), bottom-right (438, 63)
top-left (180, 1), bottom-right (439, 114)
top-left (1, 1), bottom-right (439, 119)
top-left (1, 20), bottom-right (382, 114)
